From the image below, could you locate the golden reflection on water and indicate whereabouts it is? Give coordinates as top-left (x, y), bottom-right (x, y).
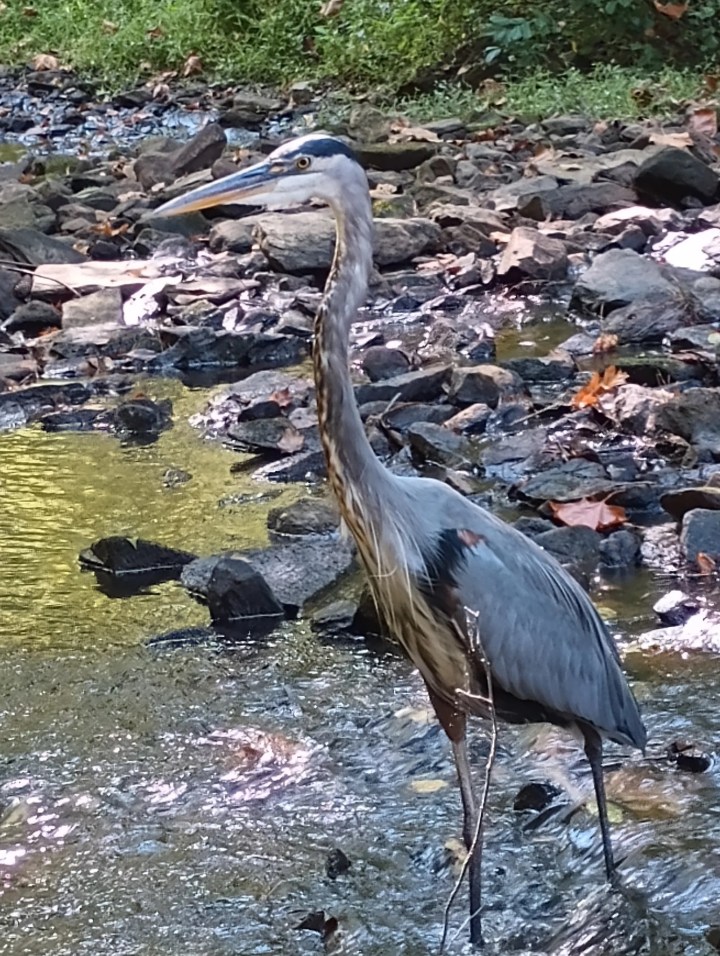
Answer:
top-left (0, 378), bottom-right (302, 649)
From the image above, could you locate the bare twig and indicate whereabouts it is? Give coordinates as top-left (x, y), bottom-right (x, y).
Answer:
top-left (439, 608), bottom-right (498, 953)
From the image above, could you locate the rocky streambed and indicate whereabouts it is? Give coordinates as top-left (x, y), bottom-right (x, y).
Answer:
top-left (1, 66), bottom-right (720, 955)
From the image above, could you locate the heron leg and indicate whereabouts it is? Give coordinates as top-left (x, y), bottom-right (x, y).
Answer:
top-left (427, 688), bottom-right (483, 948)
top-left (581, 723), bottom-right (617, 883)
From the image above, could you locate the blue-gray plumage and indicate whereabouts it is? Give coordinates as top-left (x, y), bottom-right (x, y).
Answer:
top-left (154, 133), bottom-right (647, 949)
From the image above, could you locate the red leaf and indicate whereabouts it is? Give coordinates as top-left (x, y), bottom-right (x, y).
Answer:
top-left (571, 365), bottom-right (628, 409)
top-left (653, 0), bottom-right (688, 18)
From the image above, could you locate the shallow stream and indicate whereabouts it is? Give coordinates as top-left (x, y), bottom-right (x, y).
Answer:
top-left (1, 342), bottom-right (720, 955)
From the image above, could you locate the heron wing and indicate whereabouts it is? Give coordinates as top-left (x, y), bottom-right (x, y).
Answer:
top-left (403, 479), bottom-right (646, 750)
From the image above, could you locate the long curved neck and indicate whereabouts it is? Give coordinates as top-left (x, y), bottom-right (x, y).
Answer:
top-left (313, 188), bottom-right (391, 525)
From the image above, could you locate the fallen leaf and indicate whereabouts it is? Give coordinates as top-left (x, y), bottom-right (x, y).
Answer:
top-left (592, 333), bottom-right (619, 354)
top-left (147, 25), bottom-right (164, 39)
top-left (91, 220), bottom-right (130, 238)
top-left (389, 118), bottom-right (440, 143)
top-left (697, 552), bottom-right (716, 574)
top-left (32, 53), bottom-right (59, 71)
top-left (102, 19), bottom-right (118, 34)
top-left (276, 428), bottom-right (304, 454)
top-left (653, 0), bottom-right (688, 18)
top-left (152, 82), bottom-right (171, 102)
top-left (549, 498), bottom-right (627, 532)
top-left (648, 130), bottom-right (692, 148)
top-left (688, 107), bottom-right (718, 139)
top-left (22, 6), bottom-right (38, 16)
top-left (320, 0), bottom-right (345, 14)
top-left (410, 779), bottom-right (449, 794)
top-left (571, 365), bottom-right (628, 409)
top-left (704, 75), bottom-right (719, 93)
top-left (269, 386), bottom-right (293, 408)
top-left (182, 54), bottom-right (203, 77)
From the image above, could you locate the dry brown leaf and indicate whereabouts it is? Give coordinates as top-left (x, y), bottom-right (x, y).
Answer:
top-left (320, 0), bottom-right (345, 14)
top-left (696, 552), bottom-right (716, 574)
top-left (549, 498), bottom-right (627, 532)
top-left (32, 53), bottom-right (59, 71)
top-left (269, 387), bottom-right (293, 408)
top-left (182, 54), bottom-right (203, 77)
top-left (653, 0), bottom-right (688, 18)
top-left (22, 6), bottom-right (38, 16)
top-left (648, 130), bottom-right (692, 148)
top-left (704, 75), bottom-right (719, 93)
top-left (592, 333), bottom-right (619, 354)
top-left (571, 365), bottom-right (628, 409)
top-left (102, 19), bottom-right (118, 34)
top-left (688, 107), bottom-right (718, 139)
top-left (410, 779), bottom-right (449, 794)
top-left (152, 82), bottom-right (171, 102)
top-left (389, 119), bottom-right (440, 143)
top-left (277, 428), bottom-right (304, 455)
top-left (147, 25), bottom-right (164, 39)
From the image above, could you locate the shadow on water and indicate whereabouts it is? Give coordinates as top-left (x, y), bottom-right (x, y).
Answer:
top-left (1, 373), bottom-right (720, 955)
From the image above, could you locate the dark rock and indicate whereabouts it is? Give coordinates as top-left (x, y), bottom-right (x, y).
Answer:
top-left (513, 781), bottom-right (563, 813)
top-left (227, 417), bottom-right (304, 455)
top-left (661, 486), bottom-right (720, 521)
top-left (111, 397), bottom-right (173, 439)
top-left (79, 536), bottom-right (195, 577)
top-left (40, 408), bottom-right (107, 432)
top-left (407, 421), bottom-right (477, 468)
top-left (148, 326), bottom-right (307, 370)
top-left (534, 525), bottom-right (602, 577)
top-left (134, 153), bottom-right (174, 190)
top-left (325, 848), bottom-right (352, 880)
top-left (171, 123), bottom-right (226, 177)
top-left (514, 459), bottom-right (614, 503)
top-left (666, 740), bottom-right (713, 773)
top-left (571, 249), bottom-right (674, 314)
top-left (448, 364), bottom-right (526, 408)
top-left (513, 516), bottom-right (555, 537)
top-left (0, 268), bottom-right (23, 321)
top-left (267, 497), bottom-right (339, 536)
top-left (3, 300), bottom-right (61, 335)
top-left (361, 346), bottom-right (411, 381)
top-left (310, 599), bottom-right (358, 635)
top-left (221, 91), bottom-right (282, 127)
top-left (634, 147), bottom-right (719, 206)
top-left (181, 553), bottom-right (285, 626)
top-left (601, 294), bottom-right (687, 344)
top-left (600, 384), bottom-right (674, 436)
top-left (243, 538), bottom-right (355, 610)
top-left (0, 381), bottom-right (90, 430)
top-left (653, 590), bottom-right (700, 626)
top-left (502, 354), bottom-right (575, 383)
top-left (680, 509), bottom-right (720, 562)
top-left (655, 389), bottom-right (720, 460)
top-left (599, 529), bottom-right (641, 568)
top-left (0, 226), bottom-right (87, 265)
top-left (443, 404), bottom-right (492, 435)
top-left (356, 142), bottom-right (438, 171)
top-left (497, 226), bottom-right (568, 282)
top-left (354, 365), bottom-right (450, 405)
top-left (208, 217), bottom-right (260, 254)
top-left (378, 402), bottom-right (455, 432)
top-left (252, 448), bottom-right (327, 483)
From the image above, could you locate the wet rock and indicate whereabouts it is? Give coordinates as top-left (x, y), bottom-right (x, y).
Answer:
top-left (571, 249), bottom-right (674, 314)
top-left (514, 459), bottom-right (614, 503)
top-left (252, 448), bottom-right (327, 483)
top-left (61, 287), bottom-right (123, 328)
top-left (354, 364), bottom-right (449, 405)
top-left (361, 345), bottom-right (411, 381)
top-left (448, 364), bottom-right (526, 408)
top-left (634, 147), bottom-right (719, 206)
top-left (208, 216), bottom-right (260, 254)
top-left (666, 740), bottom-right (713, 773)
top-left (653, 590), bottom-right (700, 626)
top-left (163, 467), bottom-right (192, 487)
top-left (534, 525), bottom-right (602, 578)
top-left (0, 381), bottom-right (90, 430)
top-left (111, 397), bottom-right (173, 439)
top-left (325, 848), bottom-right (352, 879)
top-left (40, 408), bottom-right (108, 432)
top-left (243, 538), bottom-right (355, 611)
top-left (227, 417), bottom-right (304, 455)
top-left (502, 353), bottom-right (575, 383)
top-left (680, 509), bottom-right (720, 562)
top-left (267, 497), bottom-right (339, 536)
top-left (661, 485), bottom-right (720, 521)
top-left (148, 326), bottom-right (307, 370)
top-left (407, 421), bottom-right (477, 468)
top-left (443, 403), bottom-right (492, 435)
top-left (79, 536), bottom-right (195, 577)
top-left (513, 781), bottom-right (564, 813)
top-left (310, 599), bottom-right (358, 636)
top-left (496, 226), bottom-right (568, 281)
top-left (655, 388), bottom-right (720, 460)
top-left (181, 553), bottom-right (285, 625)
top-left (599, 529), bottom-right (641, 568)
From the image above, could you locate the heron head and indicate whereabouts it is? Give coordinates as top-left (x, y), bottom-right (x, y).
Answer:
top-left (153, 133), bottom-right (365, 218)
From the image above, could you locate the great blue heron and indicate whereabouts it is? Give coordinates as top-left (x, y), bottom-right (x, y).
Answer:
top-left (154, 133), bottom-right (647, 947)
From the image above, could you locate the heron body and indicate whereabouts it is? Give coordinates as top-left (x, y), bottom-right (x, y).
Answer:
top-left (155, 133), bottom-right (647, 948)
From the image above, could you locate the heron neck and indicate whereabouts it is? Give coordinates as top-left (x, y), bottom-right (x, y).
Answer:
top-left (313, 193), bottom-right (390, 508)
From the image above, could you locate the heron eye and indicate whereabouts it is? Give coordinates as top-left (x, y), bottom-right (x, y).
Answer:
top-left (295, 156), bottom-right (311, 171)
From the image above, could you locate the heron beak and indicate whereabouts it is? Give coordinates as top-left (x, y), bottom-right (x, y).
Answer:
top-left (152, 160), bottom-right (278, 217)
